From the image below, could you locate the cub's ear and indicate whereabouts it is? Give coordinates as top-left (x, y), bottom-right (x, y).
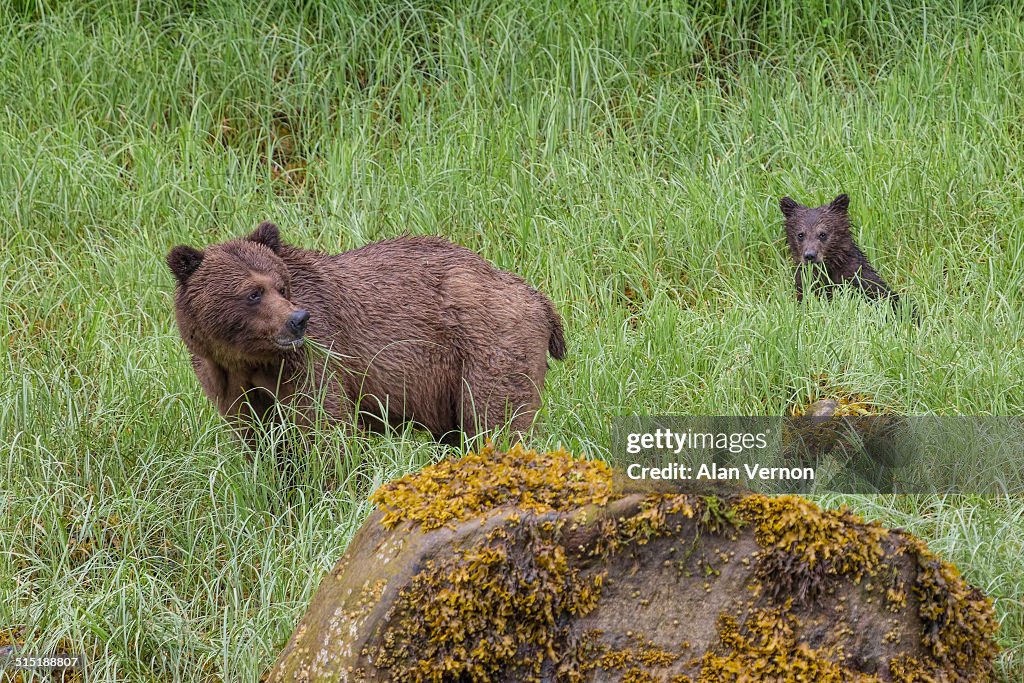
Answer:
top-left (779, 196), bottom-right (799, 217)
top-left (830, 194), bottom-right (850, 212)
top-left (167, 246), bottom-right (204, 285)
top-left (248, 221), bottom-right (281, 253)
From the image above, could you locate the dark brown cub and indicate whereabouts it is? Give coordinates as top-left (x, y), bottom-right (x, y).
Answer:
top-left (780, 194), bottom-right (906, 312)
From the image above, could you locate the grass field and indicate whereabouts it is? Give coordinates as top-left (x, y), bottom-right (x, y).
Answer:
top-left (1, 0), bottom-right (1022, 679)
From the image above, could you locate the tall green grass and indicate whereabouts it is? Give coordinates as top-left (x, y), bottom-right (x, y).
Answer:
top-left (1, 0), bottom-right (1022, 679)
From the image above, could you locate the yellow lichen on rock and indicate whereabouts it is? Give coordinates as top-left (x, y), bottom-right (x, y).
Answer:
top-left (736, 494), bottom-right (888, 600)
top-left (909, 538), bottom-right (1000, 678)
top-left (697, 610), bottom-right (872, 683)
top-left (371, 444), bottom-right (614, 531)
top-left (370, 520), bottom-right (605, 683)
top-left (788, 373), bottom-right (893, 417)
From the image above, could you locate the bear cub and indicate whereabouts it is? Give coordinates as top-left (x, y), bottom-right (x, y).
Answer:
top-left (167, 223), bottom-right (565, 444)
top-left (780, 194), bottom-right (907, 312)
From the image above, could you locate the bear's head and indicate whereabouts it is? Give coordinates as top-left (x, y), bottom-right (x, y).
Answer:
top-left (167, 222), bottom-right (309, 366)
top-left (780, 194), bottom-right (852, 266)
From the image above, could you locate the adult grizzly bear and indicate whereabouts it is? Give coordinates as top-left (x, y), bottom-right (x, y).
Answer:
top-left (167, 223), bottom-right (565, 445)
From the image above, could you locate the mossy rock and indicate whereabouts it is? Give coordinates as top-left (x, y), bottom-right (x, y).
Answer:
top-left (267, 446), bottom-right (998, 682)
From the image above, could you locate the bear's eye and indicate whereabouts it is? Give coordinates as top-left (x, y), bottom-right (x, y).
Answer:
top-left (818, 232), bottom-right (827, 241)
top-left (247, 289), bottom-right (263, 304)
top-left (796, 232), bottom-right (805, 241)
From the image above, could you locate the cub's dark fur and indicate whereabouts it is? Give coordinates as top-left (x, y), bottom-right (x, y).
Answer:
top-left (780, 194), bottom-right (905, 312)
top-left (167, 223), bottom-right (565, 445)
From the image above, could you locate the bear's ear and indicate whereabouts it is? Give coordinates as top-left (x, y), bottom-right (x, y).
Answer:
top-left (167, 246), bottom-right (204, 285)
top-left (248, 222), bottom-right (281, 253)
top-left (779, 196), bottom-right (799, 217)
top-left (830, 194), bottom-right (850, 212)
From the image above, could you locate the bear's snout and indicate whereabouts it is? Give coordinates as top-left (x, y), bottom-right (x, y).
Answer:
top-left (803, 251), bottom-right (819, 263)
top-left (273, 309), bottom-right (309, 350)
top-left (288, 309), bottom-right (310, 336)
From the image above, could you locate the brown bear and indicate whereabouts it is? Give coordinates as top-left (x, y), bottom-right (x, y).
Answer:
top-left (780, 194), bottom-right (898, 304)
top-left (167, 222), bottom-right (565, 445)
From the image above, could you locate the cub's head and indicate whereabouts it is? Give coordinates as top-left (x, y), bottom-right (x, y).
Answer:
top-left (779, 194), bottom-right (851, 265)
top-left (167, 222), bottom-right (309, 365)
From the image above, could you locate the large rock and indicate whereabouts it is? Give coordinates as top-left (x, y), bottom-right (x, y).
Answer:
top-left (267, 446), bottom-right (998, 682)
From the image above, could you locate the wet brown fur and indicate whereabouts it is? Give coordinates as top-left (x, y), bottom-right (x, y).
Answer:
top-left (167, 223), bottom-right (565, 444)
top-left (780, 194), bottom-right (902, 308)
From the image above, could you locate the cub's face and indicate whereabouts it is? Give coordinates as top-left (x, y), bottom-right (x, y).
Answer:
top-left (167, 223), bottom-right (309, 365)
top-left (779, 194), bottom-right (851, 265)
